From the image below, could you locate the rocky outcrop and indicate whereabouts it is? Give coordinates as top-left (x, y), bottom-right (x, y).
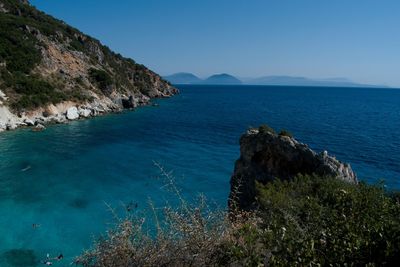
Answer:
top-left (229, 127), bottom-right (357, 210)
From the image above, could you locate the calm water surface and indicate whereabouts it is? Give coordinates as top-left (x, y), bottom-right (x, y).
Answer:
top-left (0, 85), bottom-right (399, 265)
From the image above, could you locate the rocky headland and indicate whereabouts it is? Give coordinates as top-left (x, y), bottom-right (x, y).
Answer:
top-left (0, 0), bottom-right (177, 132)
top-left (229, 126), bottom-right (357, 210)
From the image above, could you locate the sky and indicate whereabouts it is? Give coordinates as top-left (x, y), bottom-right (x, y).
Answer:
top-left (30, 0), bottom-right (400, 87)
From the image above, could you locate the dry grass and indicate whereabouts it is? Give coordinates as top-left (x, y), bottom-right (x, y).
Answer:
top-left (74, 163), bottom-right (261, 267)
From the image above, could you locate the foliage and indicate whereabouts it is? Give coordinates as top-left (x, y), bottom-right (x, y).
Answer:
top-left (76, 168), bottom-right (400, 266)
top-left (278, 129), bottom-right (293, 137)
top-left (258, 124), bottom-right (276, 134)
top-left (75, 164), bottom-right (256, 267)
top-left (88, 68), bottom-right (113, 94)
top-left (5, 73), bottom-right (66, 110)
top-left (255, 175), bottom-right (400, 265)
top-left (0, 14), bottom-right (41, 73)
top-left (0, 1), bottom-right (76, 109)
top-left (1, 71), bottom-right (90, 110)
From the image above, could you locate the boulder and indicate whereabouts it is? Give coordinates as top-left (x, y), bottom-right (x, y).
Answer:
top-left (66, 107), bottom-right (79, 120)
top-left (138, 95), bottom-right (150, 105)
top-left (122, 96), bottom-right (138, 109)
top-left (6, 122), bottom-right (17, 130)
top-left (78, 108), bottom-right (92, 118)
top-left (229, 128), bottom-right (357, 210)
top-left (50, 115), bottom-right (67, 124)
top-left (24, 118), bottom-right (35, 126)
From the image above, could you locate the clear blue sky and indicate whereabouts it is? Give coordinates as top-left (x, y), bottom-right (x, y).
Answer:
top-left (31, 0), bottom-right (400, 87)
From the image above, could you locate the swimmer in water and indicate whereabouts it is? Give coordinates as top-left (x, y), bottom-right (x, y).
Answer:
top-left (42, 253), bottom-right (63, 265)
top-left (32, 223), bottom-right (41, 229)
top-left (21, 165), bottom-right (31, 172)
top-left (125, 201), bottom-right (138, 212)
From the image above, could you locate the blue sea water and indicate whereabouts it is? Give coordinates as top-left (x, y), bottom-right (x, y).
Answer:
top-left (0, 85), bottom-right (399, 265)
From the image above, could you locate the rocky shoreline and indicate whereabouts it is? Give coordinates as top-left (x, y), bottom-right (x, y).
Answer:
top-left (0, 91), bottom-right (174, 132)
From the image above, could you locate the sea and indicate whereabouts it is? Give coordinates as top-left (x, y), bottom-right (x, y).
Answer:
top-left (0, 85), bottom-right (399, 265)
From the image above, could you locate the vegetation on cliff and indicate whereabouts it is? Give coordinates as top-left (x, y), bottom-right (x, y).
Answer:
top-left (0, 0), bottom-right (176, 111)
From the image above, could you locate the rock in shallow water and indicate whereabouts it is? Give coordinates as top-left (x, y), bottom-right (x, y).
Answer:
top-left (229, 128), bottom-right (357, 210)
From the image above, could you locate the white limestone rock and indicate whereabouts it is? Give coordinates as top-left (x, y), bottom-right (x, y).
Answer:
top-left (24, 118), bottom-right (35, 126)
top-left (0, 89), bottom-right (7, 101)
top-left (66, 107), bottom-right (79, 120)
top-left (78, 108), bottom-right (92, 118)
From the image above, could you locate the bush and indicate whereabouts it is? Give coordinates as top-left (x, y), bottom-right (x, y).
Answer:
top-left (75, 164), bottom-right (256, 267)
top-left (69, 38), bottom-right (85, 52)
top-left (258, 124), bottom-right (276, 134)
top-left (7, 74), bottom-right (68, 110)
top-left (0, 14), bottom-right (42, 73)
top-left (255, 175), bottom-right (400, 265)
top-left (88, 68), bottom-right (113, 94)
top-left (278, 129), bottom-right (293, 137)
top-left (76, 168), bottom-right (400, 266)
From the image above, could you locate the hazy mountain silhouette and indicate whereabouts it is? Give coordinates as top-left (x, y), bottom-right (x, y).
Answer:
top-left (203, 74), bottom-right (242, 85)
top-left (164, 73), bottom-right (242, 85)
top-left (163, 72), bottom-right (202, 84)
top-left (246, 76), bottom-right (385, 87)
top-left (164, 73), bottom-right (386, 87)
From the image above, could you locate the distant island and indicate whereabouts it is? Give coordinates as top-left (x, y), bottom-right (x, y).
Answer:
top-left (203, 74), bottom-right (242, 85)
top-left (164, 73), bottom-right (242, 85)
top-left (164, 72), bottom-right (387, 87)
top-left (162, 72), bottom-right (203, 84)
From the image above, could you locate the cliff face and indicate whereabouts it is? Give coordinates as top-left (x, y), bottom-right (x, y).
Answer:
top-left (0, 0), bottom-right (177, 131)
top-left (230, 128), bottom-right (357, 210)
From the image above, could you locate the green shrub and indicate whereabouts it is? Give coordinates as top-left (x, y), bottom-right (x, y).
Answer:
top-left (8, 74), bottom-right (67, 110)
top-left (0, 14), bottom-right (42, 73)
top-left (278, 129), bottom-right (293, 137)
top-left (69, 38), bottom-right (85, 52)
top-left (255, 175), bottom-right (400, 266)
top-left (88, 68), bottom-right (113, 94)
top-left (258, 124), bottom-right (276, 134)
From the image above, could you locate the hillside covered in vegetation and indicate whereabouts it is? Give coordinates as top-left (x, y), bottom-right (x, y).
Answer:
top-left (0, 0), bottom-right (177, 130)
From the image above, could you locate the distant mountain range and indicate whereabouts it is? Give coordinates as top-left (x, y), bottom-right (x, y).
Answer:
top-left (164, 72), bottom-right (386, 88)
top-left (164, 73), bottom-right (241, 85)
top-left (163, 73), bottom-right (203, 84)
top-left (204, 74), bottom-right (242, 85)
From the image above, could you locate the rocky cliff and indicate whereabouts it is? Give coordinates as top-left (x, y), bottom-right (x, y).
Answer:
top-left (229, 127), bottom-right (357, 210)
top-left (0, 0), bottom-right (177, 131)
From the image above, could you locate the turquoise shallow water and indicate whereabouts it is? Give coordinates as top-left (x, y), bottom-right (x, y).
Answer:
top-left (0, 85), bottom-right (399, 265)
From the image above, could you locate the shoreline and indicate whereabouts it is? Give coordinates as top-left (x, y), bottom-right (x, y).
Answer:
top-left (0, 93), bottom-right (174, 133)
